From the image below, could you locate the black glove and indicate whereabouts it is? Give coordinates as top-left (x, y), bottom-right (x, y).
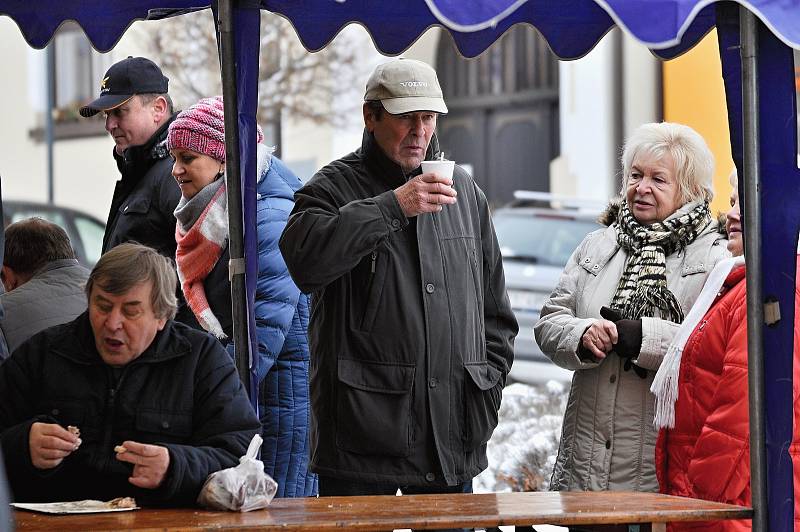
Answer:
top-left (600, 306), bottom-right (647, 379)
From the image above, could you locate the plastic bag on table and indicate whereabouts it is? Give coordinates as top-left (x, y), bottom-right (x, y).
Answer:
top-left (197, 434), bottom-right (277, 511)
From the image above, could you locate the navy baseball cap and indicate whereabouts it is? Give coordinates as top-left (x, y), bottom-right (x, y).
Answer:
top-left (79, 57), bottom-right (169, 118)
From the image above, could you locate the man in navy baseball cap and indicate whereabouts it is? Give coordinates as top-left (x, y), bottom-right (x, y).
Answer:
top-left (79, 56), bottom-right (194, 326)
top-left (79, 56), bottom-right (169, 119)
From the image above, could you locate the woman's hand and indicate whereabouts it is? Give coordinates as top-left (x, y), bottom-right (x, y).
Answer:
top-left (580, 320), bottom-right (618, 360)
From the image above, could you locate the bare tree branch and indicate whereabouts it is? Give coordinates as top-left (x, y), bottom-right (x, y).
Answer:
top-left (144, 11), bottom-right (364, 130)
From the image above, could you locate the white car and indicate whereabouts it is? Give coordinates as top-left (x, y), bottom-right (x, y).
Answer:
top-left (3, 200), bottom-right (106, 268)
top-left (493, 192), bottom-right (603, 385)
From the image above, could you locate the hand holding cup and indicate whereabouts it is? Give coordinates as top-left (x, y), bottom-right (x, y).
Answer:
top-left (394, 158), bottom-right (457, 217)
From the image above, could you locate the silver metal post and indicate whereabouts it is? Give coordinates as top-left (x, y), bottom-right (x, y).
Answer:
top-left (740, 6), bottom-right (768, 532)
top-left (45, 43), bottom-right (55, 204)
top-left (217, 0), bottom-right (251, 393)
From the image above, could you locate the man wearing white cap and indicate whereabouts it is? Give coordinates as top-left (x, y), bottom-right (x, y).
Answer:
top-left (280, 58), bottom-right (517, 502)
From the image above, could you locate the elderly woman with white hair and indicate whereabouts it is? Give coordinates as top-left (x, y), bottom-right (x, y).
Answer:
top-left (534, 122), bottom-right (729, 493)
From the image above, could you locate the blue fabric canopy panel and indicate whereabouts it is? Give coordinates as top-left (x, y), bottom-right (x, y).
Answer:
top-left (3, 1), bottom-right (800, 58)
top-left (0, 1), bottom-right (208, 51)
top-left (717, 6), bottom-right (799, 529)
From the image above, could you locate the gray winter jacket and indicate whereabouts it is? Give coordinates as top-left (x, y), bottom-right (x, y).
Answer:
top-left (0, 259), bottom-right (89, 355)
top-left (534, 202), bottom-right (728, 492)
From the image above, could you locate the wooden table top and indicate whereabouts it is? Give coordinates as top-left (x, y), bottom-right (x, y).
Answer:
top-left (14, 491), bottom-right (753, 531)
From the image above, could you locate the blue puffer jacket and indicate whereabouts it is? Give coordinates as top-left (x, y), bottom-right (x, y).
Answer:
top-left (192, 145), bottom-right (317, 497)
top-left (251, 146), bottom-right (317, 498)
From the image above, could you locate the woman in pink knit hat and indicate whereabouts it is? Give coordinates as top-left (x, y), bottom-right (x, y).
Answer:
top-left (166, 96), bottom-right (317, 497)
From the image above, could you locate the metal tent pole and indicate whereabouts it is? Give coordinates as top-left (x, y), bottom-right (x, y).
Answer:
top-left (740, 7), bottom-right (768, 532)
top-left (46, 43), bottom-right (55, 204)
top-left (217, 0), bottom-right (251, 392)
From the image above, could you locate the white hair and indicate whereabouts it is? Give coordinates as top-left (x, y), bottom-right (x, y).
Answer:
top-left (729, 167), bottom-right (738, 188)
top-left (621, 122), bottom-right (715, 203)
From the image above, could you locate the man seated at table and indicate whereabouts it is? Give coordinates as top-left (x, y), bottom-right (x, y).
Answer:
top-left (0, 243), bottom-right (260, 505)
top-left (0, 217), bottom-right (90, 355)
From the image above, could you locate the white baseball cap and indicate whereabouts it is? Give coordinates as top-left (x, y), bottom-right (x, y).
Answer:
top-left (364, 58), bottom-right (448, 115)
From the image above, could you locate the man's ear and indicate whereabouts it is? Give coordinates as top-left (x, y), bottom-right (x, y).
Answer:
top-left (151, 95), bottom-right (169, 124)
top-left (2, 266), bottom-right (18, 292)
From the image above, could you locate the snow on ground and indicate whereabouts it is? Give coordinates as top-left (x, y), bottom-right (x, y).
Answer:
top-left (472, 380), bottom-right (569, 532)
top-left (475, 380), bottom-right (568, 494)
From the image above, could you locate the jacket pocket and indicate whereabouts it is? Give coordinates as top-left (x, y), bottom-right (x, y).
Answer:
top-left (359, 249), bottom-right (388, 332)
top-left (135, 409), bottom-right (192, 441)
top-left (335, 359), bottom-right (415, 457)
top-left (462, 361), bottom-right (503, 449)
top-left (119, 196), bottom-right (151, 216)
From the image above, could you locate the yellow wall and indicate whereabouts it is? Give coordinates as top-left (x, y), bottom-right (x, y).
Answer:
top-left (663, 29), bottom-right (734, 215)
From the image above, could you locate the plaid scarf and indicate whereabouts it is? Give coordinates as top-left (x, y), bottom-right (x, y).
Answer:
top-left (610, 200), bottom-right (712, 323)
top-left (174, 178), bottom-right (228, 339)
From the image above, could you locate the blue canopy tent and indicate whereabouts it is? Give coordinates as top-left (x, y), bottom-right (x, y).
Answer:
top-left (1, 1), bottom-right (799, 529)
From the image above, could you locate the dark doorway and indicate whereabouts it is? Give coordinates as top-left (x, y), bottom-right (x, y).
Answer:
top-left (436, 25), bottom-right (559, 205)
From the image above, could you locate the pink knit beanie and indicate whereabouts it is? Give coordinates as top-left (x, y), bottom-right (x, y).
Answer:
top-left (167, 96), bottom-right (263, 162)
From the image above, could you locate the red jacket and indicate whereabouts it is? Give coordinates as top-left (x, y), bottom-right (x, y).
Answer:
top-left (792, 256), bottom-right (800, 531)
top-left (655, 265), bottom-right (750, 532)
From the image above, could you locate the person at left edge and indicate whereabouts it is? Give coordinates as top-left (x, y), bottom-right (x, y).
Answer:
top-left (0, 243), bottom-right (260, 505)
top-left (0, 217), bottom-right (89, 355)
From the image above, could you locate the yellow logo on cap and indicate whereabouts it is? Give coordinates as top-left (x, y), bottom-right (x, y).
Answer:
top-left (100, 76), bottom-right (109, 89)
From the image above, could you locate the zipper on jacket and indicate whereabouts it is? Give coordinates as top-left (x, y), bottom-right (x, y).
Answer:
top-left (102, 368), bottom-right (128, 471)
top-left (698, 319), bottom-right (707, 331)
top-left (103, 384), bottom-right (119, 448)
top-left (370, 251), bottom-right (377, 274)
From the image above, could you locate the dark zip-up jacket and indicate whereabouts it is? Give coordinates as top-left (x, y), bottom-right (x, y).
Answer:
top-left (279, 131), bottom-right (517, 486)
top-left (105, 115), bottom-right (180, 257)
top-left (0, 313), bottom-right (260, 505)
top-left (107, 114), bottom-right (193, 325)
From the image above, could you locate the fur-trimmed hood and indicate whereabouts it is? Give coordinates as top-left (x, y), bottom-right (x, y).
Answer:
top-left (597, 198), bottom-right (728, 237)
top-left (598, 198), bottom-right (623, 227)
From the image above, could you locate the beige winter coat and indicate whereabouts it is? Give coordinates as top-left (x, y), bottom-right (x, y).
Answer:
top-left (534, 202), bottom-right (728, 492)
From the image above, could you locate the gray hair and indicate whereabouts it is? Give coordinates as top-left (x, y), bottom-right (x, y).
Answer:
top-left (364, 100), bottom-right (387, 121)
top-left (86, 243), bottom-right (177, 320)
top-left (621, 122), bottom-right (715, 203)
top-left (138, 93), bottom-right (174, 115)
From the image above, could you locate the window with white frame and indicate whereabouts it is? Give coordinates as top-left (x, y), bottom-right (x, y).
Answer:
top-left (52, 22), bottom-right (113, 121)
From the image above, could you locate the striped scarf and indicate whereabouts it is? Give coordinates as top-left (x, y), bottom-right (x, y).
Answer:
top-left (174, 178), bottom-right (229, 339)
top-left (610, 200), bottom-right (712, 323)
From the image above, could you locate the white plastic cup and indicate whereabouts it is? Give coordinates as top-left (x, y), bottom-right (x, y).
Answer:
top-left (421, 160), bottom-right (455, 181)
